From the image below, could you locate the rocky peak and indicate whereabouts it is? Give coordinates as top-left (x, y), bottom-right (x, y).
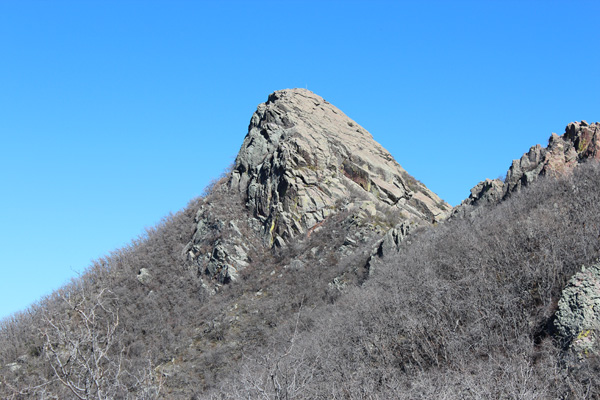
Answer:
top-left (186, 89), bottom-right (452, 286)
top-left (458, 121), bottom-right (600, 211)
top-left (229, 88), bottom-right (451, 246)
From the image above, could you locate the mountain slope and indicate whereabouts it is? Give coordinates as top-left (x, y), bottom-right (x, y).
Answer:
top-left (212, 161), bottom-right (600, 399)
top-left (0, 89), bottom-right (450, 399)
top-left (1, 91), bottom-right (599, 399)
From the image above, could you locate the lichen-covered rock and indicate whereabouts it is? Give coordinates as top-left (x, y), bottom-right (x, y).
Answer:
top-left (554, 262), bottom-right (600, 358)
top-left (137, 268), bottom-right (152, 285)
top-left (457, 121), bottom-right (600, 211)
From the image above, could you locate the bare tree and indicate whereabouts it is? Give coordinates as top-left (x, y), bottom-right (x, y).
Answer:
top-left (40, 285), bottom-right (161, 399)
top-left (227, 303), bottom-right (319, 400)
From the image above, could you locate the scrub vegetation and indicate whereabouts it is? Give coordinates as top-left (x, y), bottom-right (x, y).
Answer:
top-left (2, 162), bottom-right (600, 399)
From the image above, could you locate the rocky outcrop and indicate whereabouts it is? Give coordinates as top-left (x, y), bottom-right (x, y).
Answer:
top-left (185, 203), bottom-right (255, 286)
top-left (453, 120), bottom-right (600, 359)
top-left (229, 88), bottom-right (451, 246)
top-left (364, 222), bottom-right (411, 276)
top-left (464, 178), bottom-right (504, 207)
top-left (554, 262), bottom-right (600, 359)
top-left (458, 121), bottom-right (600, 210)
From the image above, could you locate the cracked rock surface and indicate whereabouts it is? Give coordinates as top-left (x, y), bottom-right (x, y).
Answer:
top-left (186, 89), bottom-right (451, 286)
top-left (229, 88), bottom-right (451, 246)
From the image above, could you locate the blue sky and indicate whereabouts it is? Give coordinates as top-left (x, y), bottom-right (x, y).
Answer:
top-left (1, 0), bottom-right (599, 320)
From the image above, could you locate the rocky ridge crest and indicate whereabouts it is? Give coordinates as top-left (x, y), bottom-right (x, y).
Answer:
top-left (458, 121), bottom-right (600, 211)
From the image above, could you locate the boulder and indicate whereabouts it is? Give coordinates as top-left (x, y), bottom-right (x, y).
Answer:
top-left (137, 268), bottom-right (152, 285)
top-left (554, 262), bottom-right (600, 359)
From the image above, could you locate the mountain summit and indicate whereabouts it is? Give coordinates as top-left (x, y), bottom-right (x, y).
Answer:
top-left (229, 88), bottom-right (450, 244)
top-left (186, 89), bottom-right (451, 284)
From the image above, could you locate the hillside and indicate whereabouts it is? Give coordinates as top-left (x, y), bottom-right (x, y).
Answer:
top-left (1, 90), bottom-right (600, 399)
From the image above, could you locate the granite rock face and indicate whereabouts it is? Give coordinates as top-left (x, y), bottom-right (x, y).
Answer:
top-left (187, 88), bottom-right (451, 285)
top-left (458, 121), bottom-right (600, 210)
top-left (229, 89), bottom-right (451, 246)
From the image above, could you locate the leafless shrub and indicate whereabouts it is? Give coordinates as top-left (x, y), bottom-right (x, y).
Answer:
top-left (40, 284), bottom-right (162, 399)
top-left (4, 159), bottom-right (600, 399)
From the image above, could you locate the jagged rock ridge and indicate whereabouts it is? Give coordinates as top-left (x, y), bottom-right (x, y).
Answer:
top-left (459, 120), bottom-right (600, 210)
top-left (454, 120), bottom-right (600, 363)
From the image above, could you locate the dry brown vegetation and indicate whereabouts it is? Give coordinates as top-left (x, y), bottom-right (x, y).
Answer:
top-left (2, 162), bottom-right (600, 399)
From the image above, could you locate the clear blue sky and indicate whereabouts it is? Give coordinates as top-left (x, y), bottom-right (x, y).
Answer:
top-left (1, 0), bottom-right (599, 320)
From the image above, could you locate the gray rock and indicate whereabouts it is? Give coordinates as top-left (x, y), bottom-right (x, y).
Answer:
top-left (554, 262), bottom-right (600, 358)
top-left (365, 222), bottom-right (411, 275)
top-left (469, 178), bottom-right (504, 206)
top-left (6, 362), bottom-right (21, 373)
top-left (288, 260), bottom-right (305, 271)
top-left (231, 245), bottom-right (249, 267)
top-left (186, 88), bottom-right (455, 290)
top-left (328, 277), bottom-right (346, 292)
top-left (229, 89), bottom-right (451, 245)
top-left (201, 241), bottom-right (249, 284)
top-left (229, 221), bottom-right (243, 237)
top-left (137, 268), bottom-right (152, 285)
top-left (273, 236), bottom-right (286, 248)
top-left (206, 244), bottom-right (228, 277)
top-left (343, 236), bottom-right (357, 246)
top-left (219, 265), bottom-right (238, 283)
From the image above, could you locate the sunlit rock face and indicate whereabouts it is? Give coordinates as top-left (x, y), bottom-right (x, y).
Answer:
top-left (186, 88), bottom-right (451, 286)
top-left (229, 88), bottom-right (451, 246)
